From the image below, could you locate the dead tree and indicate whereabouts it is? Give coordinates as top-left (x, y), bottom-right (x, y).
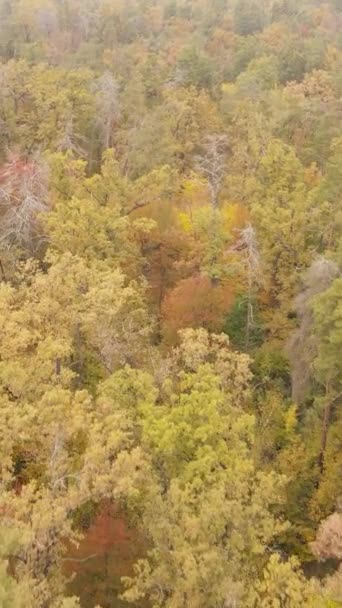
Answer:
top-left (229, 224), bottom-right (263, 349)
top-left (195, 135), bottom-right (229, 285)
top-left (0, 153), bottom-right (49, 256)
top-left (196, 134), bottom-right (228, 208)
top-left (311, 511), bottom-right (342, 561)
top-left (94, 71), bottom-right (120, 149)
top-left (57, 115), bottom-right (86, 157)
top-left (287, 258), bottom-right (339, 404)
top-left (239, 224), bottom-right (262, 348)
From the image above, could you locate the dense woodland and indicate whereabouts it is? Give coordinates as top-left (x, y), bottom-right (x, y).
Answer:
top-left (0, 0), bottom-right (341, 606)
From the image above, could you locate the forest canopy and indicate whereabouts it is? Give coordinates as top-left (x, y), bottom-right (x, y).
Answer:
top-left (0, 0), bottom-right (341, 607)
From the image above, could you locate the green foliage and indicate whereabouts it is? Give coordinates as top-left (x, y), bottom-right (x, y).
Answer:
top-left (72, 500), bottom-right (100, 531)
top-left (312, 277), bottom-right (342, 389)
top-left (120, 331), bottom-right (288, 608)
top-left (247, 554), bottom-right (323, 607)
top-left (176, 45), bottom-right (215, 89)
top-left (0, 0), bottom-right (341, 605)
top-left (278, 39), bottom-right (307, 83)
top-left (237, 55), bottom-right (280, 95)
top-left (234, 0), bottom-right (267, 36)
top-left (224, 293), bottom-right (265, 351)
top-left (249, 139), bottom-right (324, 336)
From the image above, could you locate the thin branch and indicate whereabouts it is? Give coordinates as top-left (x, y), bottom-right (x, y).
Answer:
top-left (62, 553), bottom-right (98, 564)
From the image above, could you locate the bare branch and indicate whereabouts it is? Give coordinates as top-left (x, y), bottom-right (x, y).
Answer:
top-left (94, 72), bottom-right (121, 149)
top-left (0, 154), bottom-right (49, 254)
top-left (196, 134), bottom-right (228, 208)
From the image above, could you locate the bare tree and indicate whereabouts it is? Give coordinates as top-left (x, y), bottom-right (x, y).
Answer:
top-left (196, 134), bottom-right (228, 208)
top-left (311, 511), bottom-right (342, 561)
top-left (228, 224), bottom-right (263, 348)
top-left (240, 224), bottom-right (262, 348)
top-left (0, 153), bottom-right (49, 256)
top-left (57, 115), bottom-right (86, 157)
top-left (94, 71), bottom-right (120, 149)
top-left (287, 258), bottom-right (339, 403)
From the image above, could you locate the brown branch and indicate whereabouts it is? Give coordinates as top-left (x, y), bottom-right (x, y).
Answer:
top-left (126, 200), bottom-right (151, 215)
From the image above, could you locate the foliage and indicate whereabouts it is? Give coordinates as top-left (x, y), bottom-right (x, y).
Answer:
top-left (121, 331), bottom-right (288, 608)
top-left (0, 0), bottom-right (341, 605)
top-left (162, 275), bottom-right (235, 344)
top-left (224, 293), bottom-right (265, 351)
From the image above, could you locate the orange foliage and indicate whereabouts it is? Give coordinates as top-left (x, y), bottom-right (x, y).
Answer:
top-left (0, 153), bottom-right (36, 186)
top-left (259, 23), bottom-right (290, 52)
top-left (207, 27), bottom-right (236, 55)
top-left (64, 500), bottom-right (147, 608)
top-left (145, 228), bottom-right (194, 315)
top-left (161, 275), bottom-right (235, 344)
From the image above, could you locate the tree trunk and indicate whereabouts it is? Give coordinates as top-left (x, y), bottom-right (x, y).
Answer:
top-left (318, 398), bottom-right (332, 474)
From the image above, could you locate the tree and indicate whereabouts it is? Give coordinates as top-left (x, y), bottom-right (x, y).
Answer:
top-left (0, 244), bottom-right (153, 604)
top-left (161, 275), bottom-right (235, 344)
top-left (282, 266), bottom-right (341, 547)
top-left (120, 330), bottom-right (288, 608)
top-left (0, 376), bottom-right (146, 607)
top-left (0, 0), bottom-right (341, 603)
top-left (10, 0), bottom-right (58, 46)
top-left (235, 224), bottom-right (263, 348)
top-left (247, 554), bottom-right (321, 608)
top-left (175, 45), bottom-right (215, 89)
top-left (236, 55), bottom-right (279, 97)
top-left (312, 277), bottom-right (342, 472)
top-left (278, 37), bottom-right (307, 84)
top-left (94, 71), bottom-right (120, 150)
top-left (0, 61), bottom-right (94, 157)
top-left (196, 134), bottom-right (228, 209)
top-left (0, 153), bottom-right (48, 258)
top-left (287, 258), bottom-right (340, 404)
top-left (250, 139), bottom-right (324, 338)
top-left (45, 149), bottom-right (156, 278)
top-left (0, 250), bottom-right (151, 396)
top-left (312, 512), bottom-right (342, 561)
top-left (224, 292), bottom-right (264, 351)
top-left (234, 0), bottom-right (266, 36)
top-left (314, 137), bottom-right (342, 250)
